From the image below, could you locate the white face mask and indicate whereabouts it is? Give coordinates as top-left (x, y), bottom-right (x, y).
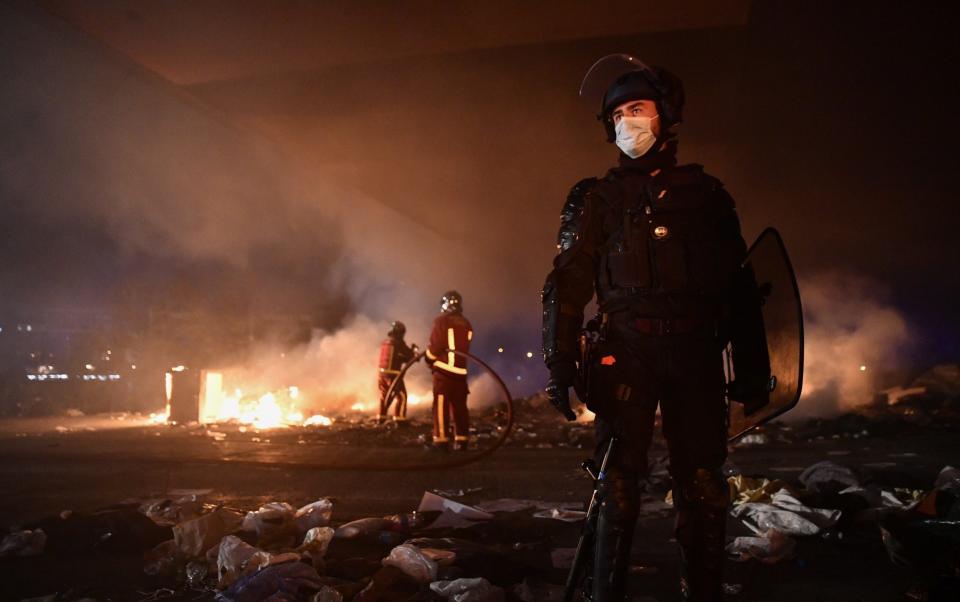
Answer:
top-left (614, 114), bottom-right (659, 159)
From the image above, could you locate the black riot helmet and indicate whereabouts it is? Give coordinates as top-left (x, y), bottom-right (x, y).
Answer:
top-left (579, 54), bottom-right (685, 142)
top-left (440, 290), bottom-right (463, 314)
top-left (388, 320), bottom-right (406, 339)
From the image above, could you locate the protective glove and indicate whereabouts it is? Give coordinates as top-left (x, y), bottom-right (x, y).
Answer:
top-left (545, 359), bottom-right (578, 421)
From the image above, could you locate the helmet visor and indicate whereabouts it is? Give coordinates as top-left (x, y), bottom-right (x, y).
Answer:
top-left (579, 53), bottom-right (655, 115)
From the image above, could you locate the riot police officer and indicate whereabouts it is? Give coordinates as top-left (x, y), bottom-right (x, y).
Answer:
top-left (542, 55), bottom-right (755, 601)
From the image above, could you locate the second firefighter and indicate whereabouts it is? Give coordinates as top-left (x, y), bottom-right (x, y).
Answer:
top-left (425, 291), bottom-right (473, 451)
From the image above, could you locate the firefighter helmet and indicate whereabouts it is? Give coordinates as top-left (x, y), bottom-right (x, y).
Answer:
top-left (440, 290), bottom-right (463, 314)
top-left (389, 320), bottom-right (406, 338)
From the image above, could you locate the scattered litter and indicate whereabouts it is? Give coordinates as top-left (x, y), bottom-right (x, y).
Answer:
top-left (731, 489), bottom-right (841, 536)
top-left (173, 508), bottom-right (243, 557)
top-left (418, 492), bottom-right (495, 521)
top-left (735, 432), bottom-right (769, 446)
top-left (215, 560), bottom-right (323, 602)
top-left (65, 408), bottom-right (85, 417)
top-left (381, 543), bottom-right (438, 583)
top-left (244, 502), bottom-right (298, 548)
top-left (727, 475), bottom-right (793, 505)
top-left (727, 529), bottom-right (796, 564)
top-left (310, 585), bottom-right (344, 602)
top-left (294, 499), bottom-right (333, 534)
top-left (0, 528), bottom-right (46, 557)
top-left (798, 461), bottom-right (860, 494)
top-left (217, 535), bottom-right (259, 588)
top-left (430, 577), bottom-right (505, 602)
top-left (143, 539), bottom-right (182, 576)
top-left (435, 487), bottom-right (484, 498)
top-left (532, 508), bottom-right (587, 522)
top-left (334, 517), bottom-right (388, 539)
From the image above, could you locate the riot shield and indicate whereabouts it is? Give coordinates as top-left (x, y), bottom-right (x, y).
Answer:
top-left (727, 228), bottom-right (804, 440)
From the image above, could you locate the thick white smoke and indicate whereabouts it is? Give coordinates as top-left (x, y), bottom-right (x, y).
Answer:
top-left (792, 272), bottom-right (912, 418)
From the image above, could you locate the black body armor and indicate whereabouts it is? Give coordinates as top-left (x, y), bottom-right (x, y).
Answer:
top-left (542, 162), bottom-right (747, 368)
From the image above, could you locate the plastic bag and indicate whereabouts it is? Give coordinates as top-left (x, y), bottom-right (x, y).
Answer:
top-left (217, 535), bottom-right (259, 588)
top-left (295, 499), bottom-right (334, 534)
top-left (173, 509), bottom-right (243, 557)
top-left (726, 529), bottom-right (796, 564)
top-left (381, 543), bottom-right (438, 583)
top-left (430, 577), bottom-right (506, 602)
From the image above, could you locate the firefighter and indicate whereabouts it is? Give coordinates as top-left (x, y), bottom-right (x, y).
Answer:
top-left (377, 320), bottom-right (417, 421)
top-left (425, 291), bottom-right (473, 451)
top-left (542, 55), bottom-right (758, 601)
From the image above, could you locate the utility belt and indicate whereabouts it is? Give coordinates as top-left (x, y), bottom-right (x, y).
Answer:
top-left (631, 316), bottom-right (704, 335)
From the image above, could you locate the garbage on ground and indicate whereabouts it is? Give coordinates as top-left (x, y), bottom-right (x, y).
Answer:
top-left (798, 461), bottom-right (861, 495)
top-left (734, 432), bottom-right (769, 446)
top-left (417, 492), bottom-right (495, 531)
top-left (243, 502), bottom-right (299, 548)
top-left (294, 499), bottom-right (334, 534)
top-left (298, 526), bottom-right (335, 567)
top-left (430, 577), bottom-right (506, 602)
top-left (334, 517), bottom-right (389, 539)
top-left (726, 529), bottom-right (796, 564)
top-left (174, 508), bottom-right (244, 557)
top-left (144, 539), bottom-right (183, 577)
top-left (217, 535), bottom-right (259, 588)
top-left (141, 495), bottom-right (206, 526)
top-left (731, 489), bottom-right (841, 536)
top-left (310, 584), bottom-right (344, 602)
top-left (877, 465), bottom-right (960, 580)
top-left (727, 474), bottom-right (794, 505)
top-left (381, 543), bottom-right (438, 583)
top-left (532, 508), bottom-right (587, 522)
top-left (0, 528), bottom-right (46, 557)
top-left (215, 560), bottom-right (323, 602)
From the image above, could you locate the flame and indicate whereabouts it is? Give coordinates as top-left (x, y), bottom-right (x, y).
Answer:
top-left (304, 414), bottom-right (333, 426)
top-left (149, 369), bottom-right (430, 429)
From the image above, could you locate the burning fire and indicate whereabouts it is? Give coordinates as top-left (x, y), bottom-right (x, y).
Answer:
top-left (155, 369), bottom-right (430, 429)
top-left (200, 374), bottom-right (324, 429)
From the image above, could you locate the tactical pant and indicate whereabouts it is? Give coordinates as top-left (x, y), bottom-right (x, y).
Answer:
top-left (378, 373), bottom-right (407, 418)
top-left (432, 373), bottom-right (469, 446)
top-left (590, 324), bottom-right (729, 602)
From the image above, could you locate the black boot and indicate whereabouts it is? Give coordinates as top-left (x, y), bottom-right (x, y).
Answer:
top-left (675, 469), bottom-right (728, 602)
top-left (592, 472), bottom-right (639, 602)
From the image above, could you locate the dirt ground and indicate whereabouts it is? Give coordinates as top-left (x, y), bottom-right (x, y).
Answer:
top-left (0, 405), bottom-right (956, 602)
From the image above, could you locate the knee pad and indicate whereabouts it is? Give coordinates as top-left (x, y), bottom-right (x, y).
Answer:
top-left (598, 470), bottom-right (640, 526)
top-left (674, 468), bottom-right (728, 511)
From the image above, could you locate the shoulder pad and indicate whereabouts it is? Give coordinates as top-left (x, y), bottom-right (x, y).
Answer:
top-left (558, 178), bottom-right (598, 252)
top-left (665, 165), bottom-right (735, 210)
top-left (701, 171), bottom-right (736, 210)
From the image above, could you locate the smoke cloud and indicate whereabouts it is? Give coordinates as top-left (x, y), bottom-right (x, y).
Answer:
top-left (793, 272), bottom-right (912, 419)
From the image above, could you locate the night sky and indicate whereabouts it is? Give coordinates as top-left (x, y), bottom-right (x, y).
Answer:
top-left (2, 1), bottom-right (958, 397)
